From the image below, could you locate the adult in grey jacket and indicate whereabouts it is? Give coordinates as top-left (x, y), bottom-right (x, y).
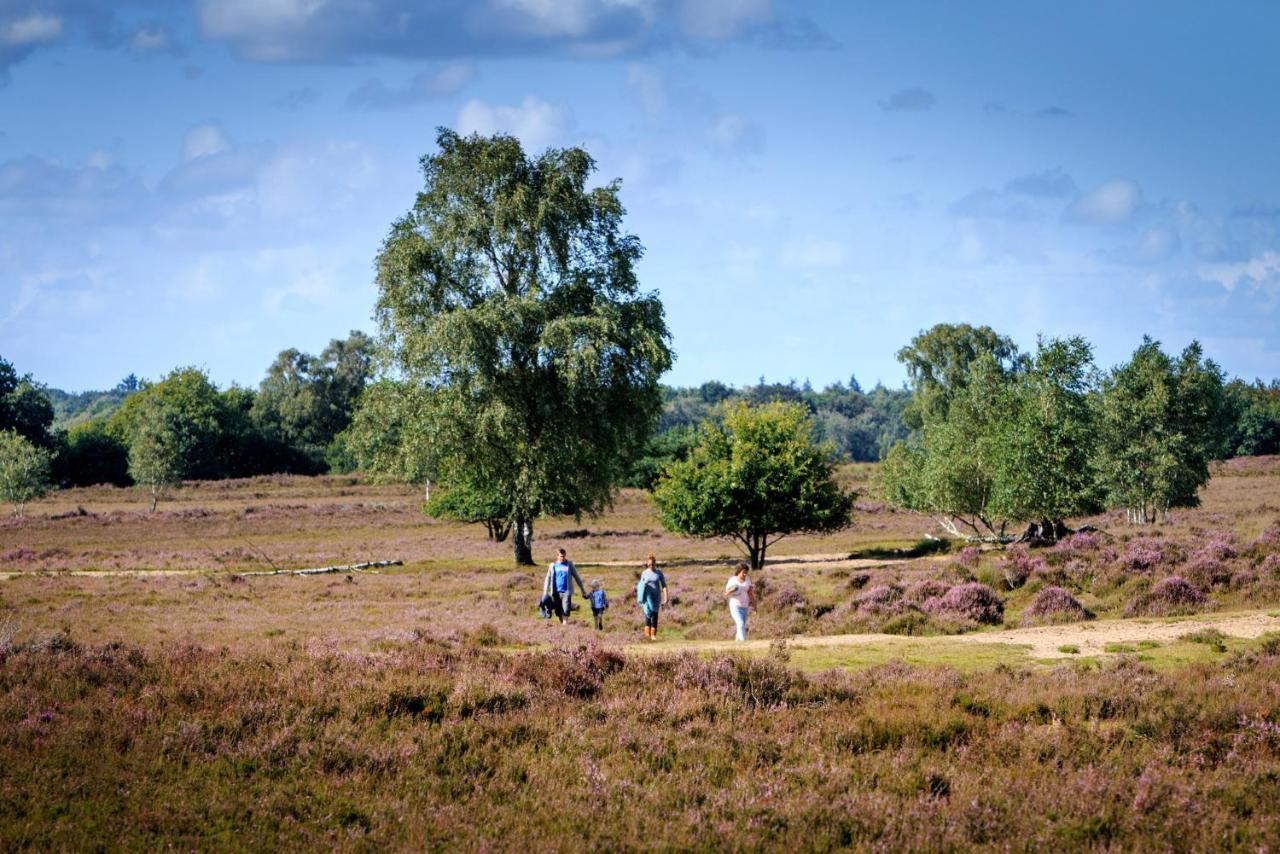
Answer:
top-left (543, 548), bottom-right (587, 624)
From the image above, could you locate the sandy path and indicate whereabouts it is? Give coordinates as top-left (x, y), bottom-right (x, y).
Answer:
top-left (641, 610), bottom-right (1280, 659)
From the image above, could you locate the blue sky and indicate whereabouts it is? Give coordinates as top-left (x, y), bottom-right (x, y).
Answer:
top-left (2, 1), bottom-right (1278, 392)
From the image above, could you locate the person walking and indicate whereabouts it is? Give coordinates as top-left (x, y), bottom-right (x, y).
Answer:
top-left (544, 548), bottom-right (587, 625)
top-left (724, 561), bottom-right (754, 642)
top-left (588, 580), bottom-right (609, 631)
top-left (636, 554), bottom-right (668, 641)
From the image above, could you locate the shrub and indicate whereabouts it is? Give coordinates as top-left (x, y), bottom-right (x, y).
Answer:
top-left (998, 549), bottom-right (1046, 590)
top-left (1123, 576), bottom-right (1205, 617)
top-left (923, 583), bottom-right (1004, 625)
top-left (1021, 586), bottom-right (1093, 626)
top-left (952, 546), bottom-right (982, 569)
top-left (1118, 538), bottom-right (1176, 573)
top-left (1183, 556), bottom-right (1232, 589)
top-left (766, 583), bottom-right (809, 612)
top-left (1261, 554), bottom-right (1280, 577)
top-left (854, 584), bottom-right (905, 615)
top-left (1193, 531), bottom-right (1238, 562)
top-left (881, 611), bottom-right (935, 636)
top-left (1181, 628), bottom-right (1227, 652)
top-left (1252, 523), bottom-right (1280, 552)
top-left (904, 578), bottom-right (951, 603)
top-left (1053, 531), bottom-right (1103, 555)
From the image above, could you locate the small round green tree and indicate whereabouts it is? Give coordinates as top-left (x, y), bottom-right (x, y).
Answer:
top-left (0, 429), bottom-right (53, 516)
top-left (653, 402), bottom-right (854, 568)
top-left (127, 398), bottom-right (195, 512)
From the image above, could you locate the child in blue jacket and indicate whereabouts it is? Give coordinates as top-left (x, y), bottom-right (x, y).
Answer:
top-left (588, 580), bottom-right (609, 631)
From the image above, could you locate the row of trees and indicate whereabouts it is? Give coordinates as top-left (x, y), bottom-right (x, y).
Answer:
top-left (880, 324), bottom-right (1234, 541)
top-left (0, 332), bottom-right (376, 511)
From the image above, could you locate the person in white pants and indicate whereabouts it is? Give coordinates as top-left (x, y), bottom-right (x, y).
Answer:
top-left (724, 561), bottom-right (754, 642)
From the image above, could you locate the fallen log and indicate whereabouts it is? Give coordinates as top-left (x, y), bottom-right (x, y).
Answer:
top-left (238, 560), bottom-right (403, 577)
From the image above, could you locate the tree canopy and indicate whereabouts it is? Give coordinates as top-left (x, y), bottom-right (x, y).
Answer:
top-left (369, 129), bottom-right (672, 563)
top-left (896, 323), bottom-right (1024, 427)
top-left (1098, 338), bottom-right (1228, 522)
top-left (653, 401), bottom-right (854, 568)
top-left (0, 429), bottom-right (52, 516)
top-left (880, 335), bottom-right (1101, 540)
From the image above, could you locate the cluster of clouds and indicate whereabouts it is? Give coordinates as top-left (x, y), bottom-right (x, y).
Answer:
top-left (0, 0), bottom-right (831, 80)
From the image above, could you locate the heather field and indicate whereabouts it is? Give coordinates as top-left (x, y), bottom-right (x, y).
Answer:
top-left (3, 458), bottom-right (1280, 849)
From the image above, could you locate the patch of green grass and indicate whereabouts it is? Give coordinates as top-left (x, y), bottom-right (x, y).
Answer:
top-left (1104, 643), bottom-right (1136, 653)
top-left (785, 639), bottom-right (1033, 673)
top-left (849, 538), bottom-right (952, 560)
top-left (1136, 640), bottom-right (1161, 650)
top-left (1058, 644), bottom-right (1080, 654)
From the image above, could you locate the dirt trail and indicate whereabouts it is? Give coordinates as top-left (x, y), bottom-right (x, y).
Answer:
top-left (642, 610), bottom-right (1280, 660)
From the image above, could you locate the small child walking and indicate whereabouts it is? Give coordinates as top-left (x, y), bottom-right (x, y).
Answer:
top-left (589, 580), bottom-right (609, 631)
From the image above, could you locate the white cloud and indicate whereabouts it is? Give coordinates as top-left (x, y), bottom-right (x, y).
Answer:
top-left (1198, 251), bottom-right (1280, 293)
top-left (182, 124), bottom-right (233, 161)
top-left (1067, 178), bottom-right (1143, 225)
top-left (2, 13), bottom-right (63, 46)
top-left (456, 95), bottom-right (572, 152)
top-left (196, 0), bottom-right (826, 63)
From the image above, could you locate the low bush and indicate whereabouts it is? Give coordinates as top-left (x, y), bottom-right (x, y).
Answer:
top-left (1021, 586), bottom-right (1093, 626)
top-left (998, 549), bottom-right (1046, 590)
top-left (922, 582), bottom-right (1004, 626)
top-left (854, 584), bottom-right (906, 615)
top-left (1124, 576), bottom-right (1206, 617)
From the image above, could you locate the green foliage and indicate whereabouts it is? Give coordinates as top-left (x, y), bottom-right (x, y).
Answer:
top-left (880, 354), bottom-right (1013, 538)
top-left (57, 418), bottom-right (130, 487)
top-left (370, 129), bottom-right (672, 564)
top-left (126, 396), bottom-right (196, 512)
top-left (251, 331), bottom-right (375, 471)
top-left (0, 357), bottom-right (56, 450)
top-left (653, 401), bottom-right (854, 568)
top-left (0, 429), bottom-right (53, 514)
top-left (621, 425), bottom-right (698, 489)
top-left (425, 481), bottom-right (513, 542)
top-left (653, 379), bottom-right (911, 464)
top-left (1098, 338), bottom-right (1229, 522)
top-left (991, 336), bottom-right (1102, 525)
top-left (1225, 379), bottom-right (1280, 456)
top-left (341, 380), bottom-right (439, 487)
top-left (896, 323), bottom-right (1024, 427)
top-left (109, 368), bottom-right (225, 481)
top-left (880, 335), bottom-right (1100, 539)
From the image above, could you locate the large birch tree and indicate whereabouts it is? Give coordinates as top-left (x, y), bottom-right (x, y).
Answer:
top-left (370, 130), bottom-right (672, 564)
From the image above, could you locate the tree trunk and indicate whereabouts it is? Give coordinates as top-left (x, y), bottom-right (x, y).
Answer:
top-left (513, 514), bottom-right (534, 565)
top-left (748, 532), bottom-right (767, 569)
top-left (150, 488), bottom-right (159, 514)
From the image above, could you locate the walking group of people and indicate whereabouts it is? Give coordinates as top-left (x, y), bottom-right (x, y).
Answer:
top-left (539, 548), bottom-right (757, 642)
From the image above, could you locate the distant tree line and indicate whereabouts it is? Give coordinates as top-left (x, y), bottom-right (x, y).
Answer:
top-left (624, 377), bottom-right (912, 488)
top-left (0, 331), bottom-right (377, 509)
